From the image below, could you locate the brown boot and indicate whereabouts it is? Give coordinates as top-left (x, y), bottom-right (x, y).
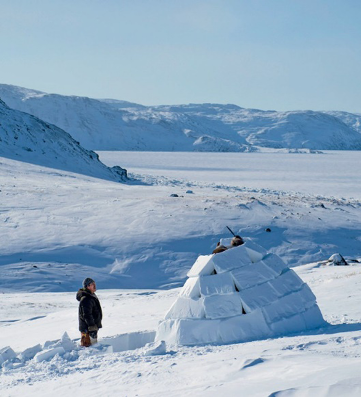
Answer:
top-left (81, 332), bottom-right (91, 347)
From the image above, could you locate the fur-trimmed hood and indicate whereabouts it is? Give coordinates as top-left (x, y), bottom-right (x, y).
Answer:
top-left (76, 288), bottom-right (99, 302)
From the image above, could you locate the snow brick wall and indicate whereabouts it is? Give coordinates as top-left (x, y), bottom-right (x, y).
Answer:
top-left (156, 238), bottom-right (325, 346)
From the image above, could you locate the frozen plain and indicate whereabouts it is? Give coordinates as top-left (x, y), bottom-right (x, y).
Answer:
top-left (1, 150), bottom-right (361, 396)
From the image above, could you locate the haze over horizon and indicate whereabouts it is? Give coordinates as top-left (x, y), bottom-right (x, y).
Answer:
top-left (1, 0), bottom-right (361, 113)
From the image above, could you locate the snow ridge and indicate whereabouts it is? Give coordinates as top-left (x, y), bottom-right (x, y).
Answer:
top-left (0, 99), bottom-right (127, 181)
top-left (1, 84), bottom-right (361, 151)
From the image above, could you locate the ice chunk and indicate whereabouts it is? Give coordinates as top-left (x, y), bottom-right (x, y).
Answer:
top-left (143, 340), bottom-right (166, 356)
top-left (218, 309), bottom-right (271, 343)
top-left (0, 346), bottom-right (17, 365)
top-left (60, 332), bottom-right (76, 352)
top-left (210, 245), bottom-right (252, 273)
top-left (231, 261), bottom-right (277, 290)
top-left (34, 347), bottom-right (66, 362)
top-left (261, 253), bottom-right (288, 274)
top-left (43, 339), bottom-right (58, 349)
top-left (165, 296), bottom-right (205, 319)
top-left (187, 255), bottom-right (215, 277)
top-left (19, 344), bottom-right (42, 362)
top-left (179, 277), bottom-right (201, 299)
top-left (203, 294), bottom-right (244, 319)
top-left (239, 281), bottom-right (279, 312)
top-left (199, 273), bottom-right (236, 296)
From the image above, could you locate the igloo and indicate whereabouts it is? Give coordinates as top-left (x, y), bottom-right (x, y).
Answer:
top-left (156, 238), bottom-right (325, 346)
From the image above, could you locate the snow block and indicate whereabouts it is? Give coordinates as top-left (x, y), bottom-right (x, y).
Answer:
top-left (210, 245), bottom-right (252, 273)
top-left (155, 319), bottom-right (179, 345)
top-left (165, 296), bottom-right (205, 319)
top-left (299, 283), bottom-right (317, 306)
top-left (267, 269), bottom-right (305, 298)
top-left (0, 346), bottom-right (17, 365)
top-left (231, 261), bottom-right (277, 291)
top-left (203, 294), bottom-right (244, 319)
top-left (243, 239), bottom-right (267, 263)
top-left (262, 284), bottom-right (316, 323)
top-left (100, 331), bottom-right (156, 353)
top-left (176, 318), bottom-right (222, 345)
top-left (199, 273), bottom-right (236, 296)
top-left (187, 255), bottom-right (215, 277)
top-left (218, 309), bottom-right (271, 343)
top-left (34, 347), bottom-right (66, 362)
top-left (270, 313), bottom-right (307, 336)
top-left (261, 253), bottom-right (288, 275)
top-left (239, 281), bottom-right (279, 312)
top-left (179, 277), bottom-right (201, 299)
top-left (19, 344), bottom-right (42, 362)
top-left (302, 304), bottom-right (326, 329)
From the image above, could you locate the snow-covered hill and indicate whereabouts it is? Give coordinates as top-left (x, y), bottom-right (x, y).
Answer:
top-left (0, 98), bottom-right (127, 181)
top-left (325, 110), bottom-right (361, 134)
top-left (1, 84), bottom-right (361, 151)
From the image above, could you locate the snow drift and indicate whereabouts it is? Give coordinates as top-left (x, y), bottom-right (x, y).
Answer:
top-left (0, 98), bottom-right (127, 181)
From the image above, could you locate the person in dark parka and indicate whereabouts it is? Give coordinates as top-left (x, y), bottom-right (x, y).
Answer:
top-left (76, 277), bottom-right (103, 347)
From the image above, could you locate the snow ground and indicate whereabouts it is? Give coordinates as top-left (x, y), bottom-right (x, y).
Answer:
top-left (1, 150), bottom-right (361, 291)
top-left (1, 150), bottom-right (361, 395)
top-left (2, 265), bottom-right (361, 396)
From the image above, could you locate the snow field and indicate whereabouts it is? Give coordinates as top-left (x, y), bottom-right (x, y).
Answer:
top-left (1, 150), bottom-right (361, 395)
top-left (2, 264), bottom-right (361, 396)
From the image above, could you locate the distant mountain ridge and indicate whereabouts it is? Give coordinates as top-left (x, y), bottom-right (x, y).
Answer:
top-left (1, 83), bottom-right (361, 151)
top-left (0, 97), bottom-right (127, 181)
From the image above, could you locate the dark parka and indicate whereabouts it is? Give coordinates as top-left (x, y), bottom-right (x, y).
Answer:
top-left (76, 288), bottom-right (103, 333)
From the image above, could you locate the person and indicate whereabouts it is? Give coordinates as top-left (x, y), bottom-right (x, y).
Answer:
top-left (212, 235), bottom-right (244, 254)
top-left (76, 277), bottom-right (103, 347)
top-left (212, 242), bottom-right (228, 254)
top-left (231, 235), bottom-right (244, 247)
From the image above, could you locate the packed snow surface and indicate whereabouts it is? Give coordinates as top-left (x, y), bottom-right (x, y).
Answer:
top-left (2, 264), bottom-right (361, 396)
top-left (1, 150), bottom-right (361, 395)
top-left (1, 83), bottom-right (361, 151)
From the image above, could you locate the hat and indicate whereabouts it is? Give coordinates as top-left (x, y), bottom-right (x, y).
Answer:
top-left (83, 277), bottom-right (95, 288)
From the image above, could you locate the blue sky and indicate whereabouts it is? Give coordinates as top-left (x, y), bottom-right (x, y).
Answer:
top-left (1, 0), bottom-right (361, 112)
